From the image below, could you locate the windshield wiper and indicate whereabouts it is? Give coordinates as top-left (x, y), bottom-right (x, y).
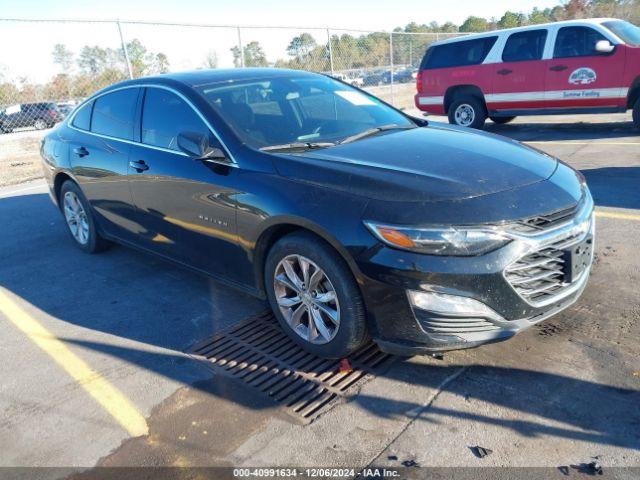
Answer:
top-left (260, 142), bottom-right (335, 152)
top-left (338, 124), bottom-right (416, 145)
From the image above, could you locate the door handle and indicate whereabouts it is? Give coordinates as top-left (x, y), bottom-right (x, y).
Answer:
top-left (497, 69), bottom-right (513, 75)
top-left (129, 160), bottom-right (149, 172)
top-left (549, 65), bottom-right (568, 72)
top-left (73, 146), bottom-right (89, 157)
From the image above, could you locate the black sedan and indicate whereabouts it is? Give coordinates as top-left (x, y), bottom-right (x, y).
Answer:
top-left (40, 68), bottom-right (594, 358)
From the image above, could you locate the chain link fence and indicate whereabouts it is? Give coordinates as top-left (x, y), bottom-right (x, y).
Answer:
top-left (0, 19), bottom-right (471, 135)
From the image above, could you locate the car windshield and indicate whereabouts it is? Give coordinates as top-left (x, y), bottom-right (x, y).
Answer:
top-left (603, 20), bottom-right (640, 47)
top-left (197, 75), bottom-right (414, 149)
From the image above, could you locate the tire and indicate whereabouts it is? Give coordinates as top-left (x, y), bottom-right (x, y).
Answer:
top-left (34, 118), bottom-right (47, 130)
top-left (265, 231), bottom-right (368, 359)
top-left (633, 98), bottom-right (640, 131)
top-left (59, 180), bottom-right (111, 253)
top-left (448, 96), bottom-right (487, 129)
top-left (0, 124), bottom-right (12, 134)
top-left (490, 116), bottom-right (516, 125)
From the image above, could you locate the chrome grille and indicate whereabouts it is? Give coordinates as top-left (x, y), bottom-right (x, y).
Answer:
top-left (417, 315), bottom-right (501, 334)
top-left (505, 231), bottom-right (591, 306)
top-left (509, 205), bottom-right (576, 233)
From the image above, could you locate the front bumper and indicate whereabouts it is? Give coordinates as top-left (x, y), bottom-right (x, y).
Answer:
top-left (357, 197), bottom-right (595, 356)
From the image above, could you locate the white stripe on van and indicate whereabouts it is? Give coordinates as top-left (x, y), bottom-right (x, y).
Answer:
top-left (417, 87), bottom-right (628, 106)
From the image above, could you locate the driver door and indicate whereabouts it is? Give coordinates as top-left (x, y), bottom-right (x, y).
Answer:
top-left (127, 86), bottom-right (243, 282)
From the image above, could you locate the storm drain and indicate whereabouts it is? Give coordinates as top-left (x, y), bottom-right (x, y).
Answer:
top-left (188, 311), bottom-right (395, 423)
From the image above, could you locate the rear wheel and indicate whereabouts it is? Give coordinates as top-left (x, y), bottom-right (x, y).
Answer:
top-left (34, 118), bottom-right (47, 130)
top-left (633, 98), bottom-right (640, 131)
top-left (265, 232), bottom-right (368, 359)
top-left (448, 96), bottom-right (487, 129)
top-left (60, 180), bottom-right (111, 253)
top-left (490, 116), bottom-right (516, 125)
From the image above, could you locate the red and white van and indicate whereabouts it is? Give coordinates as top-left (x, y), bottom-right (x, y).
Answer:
top-left (415, 18), bottom-right (640, 129)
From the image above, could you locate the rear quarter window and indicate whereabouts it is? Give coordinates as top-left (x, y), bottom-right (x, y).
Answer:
top-left (421, 36), bottom-right (498, 70)
top-left (71, 101), bottom-right (93, 131)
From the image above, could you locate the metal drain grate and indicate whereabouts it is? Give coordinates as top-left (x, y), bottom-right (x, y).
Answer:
top-left (188, 311), bottom-right (395, 423)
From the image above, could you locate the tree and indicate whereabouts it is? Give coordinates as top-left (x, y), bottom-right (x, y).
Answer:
top-left (287, 33), bottom-right (318, 61)
top-left (77, 46), bottom-right (108, 75)
top-left (498, 11), bottom-right (523, 29)
top-left (231, 41), bottom-right (268, 67)
top-left (529, 7), bottom-right (552, 24)
top-left (52, 44), bottom-right (74, 72)
top-left (154, 53), bottom-right (170, 74)
top-left (459, 16), bottom-right (489, 32)
top-left (203, 50), bottom-right (218, 69)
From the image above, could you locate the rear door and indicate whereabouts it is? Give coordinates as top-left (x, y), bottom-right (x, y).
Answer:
top-left (489, 29), bottom-right (549, 112)
top-left (546, 26), bottom-right (627, 109)
top-left (67, 88), bottom-right (140, 241)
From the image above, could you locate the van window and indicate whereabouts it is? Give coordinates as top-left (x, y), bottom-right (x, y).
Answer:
top-left (554, 27), bottom-right (609, 58)
top-left (603, 20), bottom-right (640, 47)
top-left (421, 37), bottom-right (498, 70)
top-left (91, 88), bottom-right (138, 140)
top-left (502, 30), bottom-right (548, 62)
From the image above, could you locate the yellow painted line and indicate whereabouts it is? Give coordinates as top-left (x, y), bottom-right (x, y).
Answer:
top-left (525, 141), bottom-right (640, 146)
top-left (596, 210), bottom-right (640, 221)
top-left (0, 289), bottom-right (148, 437)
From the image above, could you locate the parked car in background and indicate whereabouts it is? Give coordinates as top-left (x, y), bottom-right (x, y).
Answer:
top-left (395, 67), bottom-right (419, 83)
top-left (57, 102), bottom-right (78, 118)
top-left (40, 68), bottom-right (594, 358)
top-left (363, 71), bottom-right (386, 87)
top-left (0, 102), bottom-right (64, 133)
top-left (331, 72), bottom-right (364, 87)
top-left (415, 18), bottom-right (640, 130)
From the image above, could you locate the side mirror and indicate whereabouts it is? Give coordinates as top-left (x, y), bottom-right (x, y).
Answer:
top-left (595, 40), bottom-right (615, 54)
top-left (177, 131), bottom-right (228, 161)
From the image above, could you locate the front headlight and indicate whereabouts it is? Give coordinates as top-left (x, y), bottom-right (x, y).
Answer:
top-left (364, 222), bottom-right (511, 256)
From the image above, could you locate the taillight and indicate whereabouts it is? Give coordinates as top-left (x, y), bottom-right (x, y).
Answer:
top-left (48, 109), bottom-right (56, 118)
top-left (416, 70), bottom-right (424, 94)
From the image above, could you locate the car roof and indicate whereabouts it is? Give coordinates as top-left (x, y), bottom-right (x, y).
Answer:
top-left (105, 68), bottom-right (321, 91)
top-left (430, 18), bottom-right (620, 46)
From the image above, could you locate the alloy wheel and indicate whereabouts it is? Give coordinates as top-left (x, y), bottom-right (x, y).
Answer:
top-left (454, 103), bottom-right (475, 127)
top-left (34, 119), bottom-right (47, 130)
top-left (273, 254), bottom-right (340, 345)
top-left (63, 191), bottom-right (90, 245)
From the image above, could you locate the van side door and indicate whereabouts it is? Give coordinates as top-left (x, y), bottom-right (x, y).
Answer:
top-left (546, 26), bottom-right (627, 110)
top-left (489, 29), bottom-right (549, 114)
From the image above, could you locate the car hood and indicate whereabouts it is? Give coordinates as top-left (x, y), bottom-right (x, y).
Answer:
top-left (272, 124), bottom-right (558, 202)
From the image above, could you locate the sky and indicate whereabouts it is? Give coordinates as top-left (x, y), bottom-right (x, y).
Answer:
top-left (0, 0), bottom-right (561, 83)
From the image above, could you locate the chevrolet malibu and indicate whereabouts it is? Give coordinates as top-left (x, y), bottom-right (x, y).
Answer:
top-left (40, 69), bottom-right (595, 358)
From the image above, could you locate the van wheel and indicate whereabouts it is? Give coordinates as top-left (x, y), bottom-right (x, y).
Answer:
top-left (448, 96), bottom-right (487, 129)
top-left (490, 116), bottom-right (516, 125)
top-left (633, 98), bottom-right (640, 131)
top-left (265, 232), bottom-right (368, 359)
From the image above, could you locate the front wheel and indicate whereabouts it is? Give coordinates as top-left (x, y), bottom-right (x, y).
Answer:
top-left (60, 180), bottom-right (111, 253)
top-left (490, 116), bottom-right (516, 125)
top-left (448, 96), bottom-right (487, 129)
top-left (265, 232), bottom-right (368, 359)
top-left (633, 98), bottom-right (640, 131)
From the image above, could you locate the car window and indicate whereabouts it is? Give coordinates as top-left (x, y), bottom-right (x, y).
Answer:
top-left (502, 29), bottom-right (548, 62)
top-left (421, 37), bottom-right (498, 70)
top-left (198, 76), bottom-right (413, 148)
top-left (603, 20), bottom-right (640, 47)
top-left (141, 88), bottom-right (212, 151)
top-left (71, 101), bottom-right (93, 131)
top-left (91, 88), bottom-right (138, 140)
top-left (554, 26), bottom-right (609, 58)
